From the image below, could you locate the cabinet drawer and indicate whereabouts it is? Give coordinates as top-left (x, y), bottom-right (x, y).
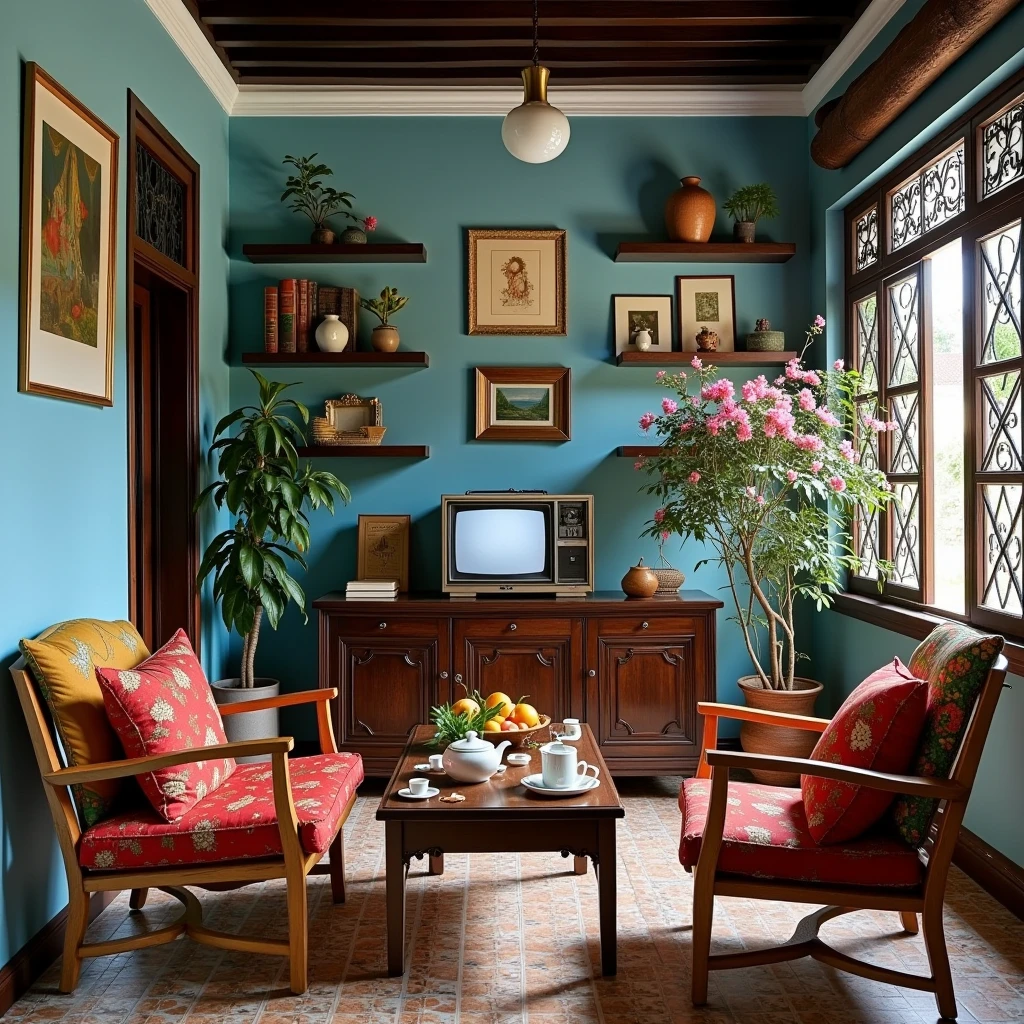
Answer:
top-left (593, 615), bottom-right (700, 638)
top-left (456, 616), bottom-right (576, 638)
top-left (330, 616), bottom-right (441, 638)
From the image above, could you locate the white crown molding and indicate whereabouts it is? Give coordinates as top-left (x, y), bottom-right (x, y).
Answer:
top-left (802, 0), bottom-right (908, 115)
top-left (150, 0), bottom-right (905, 119)
top-left (144, 0), bottom-right (238, 115)
top-left (231, 84), bottom-right (806, 117)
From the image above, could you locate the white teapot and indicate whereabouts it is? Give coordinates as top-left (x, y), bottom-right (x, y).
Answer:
top-left (441, 731), bottom-right (511, 783)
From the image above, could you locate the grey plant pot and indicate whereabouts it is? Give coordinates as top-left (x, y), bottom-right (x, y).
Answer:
top-left (211, 677), bottom-right (280, 763)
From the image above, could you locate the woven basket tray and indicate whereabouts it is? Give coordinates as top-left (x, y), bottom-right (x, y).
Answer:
top-left (311, 417), bottom-right (386, 446)
top-left (652, 567), bottom-right (685, 594)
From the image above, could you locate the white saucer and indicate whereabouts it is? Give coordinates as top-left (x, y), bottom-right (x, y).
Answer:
top-left (521, 773), bottom-right (600, 797)
top-left (397, 786), bottom-right (439, 800)
top-left (506, 753), bottom-right (532, 766)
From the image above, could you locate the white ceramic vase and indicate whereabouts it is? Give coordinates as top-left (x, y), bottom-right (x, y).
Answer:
top-left (315, 314), bottom-right (349, 353)
top-left (634, 329), bottom-right (653, 352)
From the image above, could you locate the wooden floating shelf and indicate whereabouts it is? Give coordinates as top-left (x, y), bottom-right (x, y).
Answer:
top-left (243, 351), bottom-right (429, 367)
top-left (242, 243), bottom-right (427, 264)
top-left (616, 350), bottom-right (797, 366)
top-left (617, 446), bottom-right (663, 458)
top-left (614, 242), bottom-right (796, 263)
top-left (297, 445), bottom-right (429, 459)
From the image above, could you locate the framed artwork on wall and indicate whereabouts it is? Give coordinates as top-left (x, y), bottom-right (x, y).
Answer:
top-left (357, 514), bottom-right (411, 591)
top-left (613, 294), bottom-right (673, 355)
top-left (19, 62), bottom-right (119, 405)
top-left (474, 366), bottom-right (571, 441)
top-left (676, 275), bottom-right (736, 353)
top-left (467, 229), bottom-right (566, 335)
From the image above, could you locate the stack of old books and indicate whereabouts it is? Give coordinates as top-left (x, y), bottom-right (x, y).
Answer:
top-left (345, 579), bottom-right (399, 601)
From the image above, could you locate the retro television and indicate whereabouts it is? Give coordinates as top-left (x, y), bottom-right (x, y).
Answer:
top-left (441, 492), bottom-right (594, 596)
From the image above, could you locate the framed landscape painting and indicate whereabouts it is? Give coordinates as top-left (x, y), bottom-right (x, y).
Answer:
top-left (676, 275), bottom-right (736, 353)
top-left (467, 229), bottom-right (566, 335)
top-left (475, 366), bottom-right (571, 441)
top-left (20, 63), bottom-right (118, 405)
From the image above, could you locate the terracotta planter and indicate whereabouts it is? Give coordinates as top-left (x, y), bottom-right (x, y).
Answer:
top-left (664, 176), bottom-right (716, 243)
top-left (737, 676), bottom-right (823, 786)
top-left (371, 325), bottom-right (400, 353)
top-left (310, 226), bottom-right (335, 245)
top-left (211, 677), bottom-right (280, 764)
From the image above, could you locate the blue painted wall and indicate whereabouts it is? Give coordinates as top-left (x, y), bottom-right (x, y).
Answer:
top-left (0, 0), bottom-right (231, 967)
top-left (805, 1), bottom-right (1024, 865)
top-left (227, 115), bottom-right (811, 725)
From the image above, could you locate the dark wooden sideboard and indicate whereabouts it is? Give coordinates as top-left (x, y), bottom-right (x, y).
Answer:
top-left (315, 591), bottom-right (722, 777)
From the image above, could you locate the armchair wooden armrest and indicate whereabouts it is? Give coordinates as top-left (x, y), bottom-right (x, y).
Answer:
top-left (704, 748), bottom-right (967, 801)
top-left (218, 688), bottom-right (339, 755)
top-left (43, 737), bottom-right (295, 787)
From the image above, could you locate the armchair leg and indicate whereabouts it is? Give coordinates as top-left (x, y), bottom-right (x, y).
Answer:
top-left (129, 888), bottom-right (150, 912)
top-left (59, 889), bottom-right (89, 993)
top-left (690, 872), bottom-right (715, 1006)
top-left (286, 868), bottom-right (309, 995)
top-left (328, 830), bottom-right (346, 904)
top-left (899, 911), bottom-right (918, 934)
top-left (922, 902), bottom-right (956, 1020)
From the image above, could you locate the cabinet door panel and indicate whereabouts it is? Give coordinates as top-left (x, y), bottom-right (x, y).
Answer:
top-left (601, 641), bottom-right (695, 741)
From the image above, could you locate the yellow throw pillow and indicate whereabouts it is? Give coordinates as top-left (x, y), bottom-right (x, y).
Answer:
top-left (21, 619), bottom-right (150, 826)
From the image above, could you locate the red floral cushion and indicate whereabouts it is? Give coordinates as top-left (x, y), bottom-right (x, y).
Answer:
top-left (801, 658), bottom-right (928, 844)
top-left (96, 629), bottom-right (235, 822)
top-left (79, 752), bottom-right (364, 870)
top-left (892, 623), bottom-right (1003, 845)
top-left (679, 778), bottom-right (921, 887)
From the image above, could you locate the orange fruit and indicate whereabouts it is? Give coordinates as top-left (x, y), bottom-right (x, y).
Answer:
top-left (485, 691), bottom-right (515, 719)
top-left (510, 702), bottom-right (540, 728)
top-left (483, 719), bottom-right (503, 733)
top-left (451, 697), bottom-right (481, 718)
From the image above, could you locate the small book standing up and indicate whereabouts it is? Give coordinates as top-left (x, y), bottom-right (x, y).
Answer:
top-left (279, 279), bottom-right (297, 353)
top-left (263, 286), bottom-right (278, 353)
top-left (308, 280), bottom-right (319, 349)
top-left (297, 280), bottom-right (309, 353)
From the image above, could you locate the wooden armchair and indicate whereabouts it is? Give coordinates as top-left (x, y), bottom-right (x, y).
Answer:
top-left (686, 651), bottom-right (1008, 1022)
top-left (10, 659), bottom-right (363, 996)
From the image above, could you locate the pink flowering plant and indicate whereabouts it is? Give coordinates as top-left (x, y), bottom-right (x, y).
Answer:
top-left (637, 317), bottom-right (895, 690)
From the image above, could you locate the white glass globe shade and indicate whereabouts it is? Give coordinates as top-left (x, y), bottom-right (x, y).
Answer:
top-left (502, 101), bottom-right (570, 164)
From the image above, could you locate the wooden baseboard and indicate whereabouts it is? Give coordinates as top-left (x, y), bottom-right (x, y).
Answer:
top-left (954, 827), bottom-right (1024, 921)
top-left (0, 892), bottom-right (116, 1016)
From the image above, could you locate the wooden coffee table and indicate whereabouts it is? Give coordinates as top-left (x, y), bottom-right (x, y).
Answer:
top-left (376, 724), bottom-right (625, 977)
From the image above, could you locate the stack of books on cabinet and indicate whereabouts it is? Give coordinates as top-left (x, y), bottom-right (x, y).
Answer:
top-left (345, 579), bottom-right (399, 601)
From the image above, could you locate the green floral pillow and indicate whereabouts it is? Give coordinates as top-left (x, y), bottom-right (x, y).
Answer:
top-left (891, 622), bottom-right (1003, 845)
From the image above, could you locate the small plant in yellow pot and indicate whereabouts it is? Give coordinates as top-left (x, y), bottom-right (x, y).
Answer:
top-left (361, 285), bottom-right (408, 353)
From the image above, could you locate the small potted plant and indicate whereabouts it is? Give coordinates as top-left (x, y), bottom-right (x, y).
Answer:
top-left (360, 286), bottom-right (409, 353)
top-left (280, 153), bottom-right (375, 244)
top-left (723, 182), bottom-right (780, 243)
top-left (195, 370), bottom-right (350, 749)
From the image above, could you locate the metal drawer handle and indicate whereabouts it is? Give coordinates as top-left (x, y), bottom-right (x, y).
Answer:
top-left (439, 670), bottom-right (449, 680)
top-left (379, 622), bottom-right (387, 630)
top-left (642, 621), bottom-right (649, 629)
top-left (454, 673), bottom-right (463, 684)
top-left (509, 622), bottom-right (517, 631)
top-left (588, 669), bottom-right (596, 678)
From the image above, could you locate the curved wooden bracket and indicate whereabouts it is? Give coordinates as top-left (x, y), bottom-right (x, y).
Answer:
top-left (615, 718), bottom-right (635, 735)
top-left (617, 649), bottom-right (634, 666)
top-left (355, 719), bottom-right (375, 736)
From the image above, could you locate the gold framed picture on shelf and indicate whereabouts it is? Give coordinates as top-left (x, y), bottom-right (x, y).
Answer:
top-left (467, 228), bottom-right (566, 335)
top-left (357, 514), bottom-right (410, 591)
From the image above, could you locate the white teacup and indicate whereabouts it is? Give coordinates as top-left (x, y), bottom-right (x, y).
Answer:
top-left (552, 718), bottom-right (582, 742)
top-left (540, 740), bottom-right (600, 789)
top-left (408, 777), bottom-right (430, 796)
top-left (428, 753), bottom-right (445, 772)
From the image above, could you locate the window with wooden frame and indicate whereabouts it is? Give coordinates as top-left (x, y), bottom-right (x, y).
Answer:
top-left (844, 66), bottom-right (1024, 642)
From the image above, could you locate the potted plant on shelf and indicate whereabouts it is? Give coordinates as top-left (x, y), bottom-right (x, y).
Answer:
top-left (636, 317), bottom-right (895, 784)
top-left (195, 370), bottom-right (350, 750)
top-left (360, 286), bottom-right (409, 353)
top-left (280, 153), bottom-right (376, 244)
top-left (723, 182), bottom-right (780, 243)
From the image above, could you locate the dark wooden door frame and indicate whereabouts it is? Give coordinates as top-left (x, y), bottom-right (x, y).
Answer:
top-left (126, 91), bottom-right (201, 653)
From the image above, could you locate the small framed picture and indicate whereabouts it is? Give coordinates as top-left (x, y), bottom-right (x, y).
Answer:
top-left (474, 366), bottom-right (571, 441)
top-left (676, 275), bottom-right (736, 352)
top-left (613, 295), bottom-right (673, 355)
top-left (467, 229), bottom-right (567, 335)
top-left (357, 514), bottom-right (410, 591)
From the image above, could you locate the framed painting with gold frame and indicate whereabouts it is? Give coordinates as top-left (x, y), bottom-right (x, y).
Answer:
top-left (20, 62), bottom-right (119, 405)
top-left (357, 514), bottom-right (410, 591)
top-left (474, 366), bottom-right (571, 441)
top-left (467, 228), bottom-right (566, 335)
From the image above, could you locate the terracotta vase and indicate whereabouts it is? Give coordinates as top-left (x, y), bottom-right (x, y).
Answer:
top-left (664, 176), bottom-right (716, 243)
top-left (621, 558), bottom-right (659, 598)
top-left (737, 676), bottom-right (823, 787)
top-left (310, 226), bottom-right (335, 245)
top-left (371, 325), bottom-right (400, 353)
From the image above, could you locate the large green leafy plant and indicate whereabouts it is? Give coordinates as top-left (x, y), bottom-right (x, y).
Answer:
top-left (196, 371), bottom-right (350, 687)
top-left (280, 153), bottom-right (356, 231)
top-left (637, 318), bottom-right (894, 690)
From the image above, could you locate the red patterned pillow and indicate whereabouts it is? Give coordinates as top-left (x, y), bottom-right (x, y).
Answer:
top-left (96, 629), bottom-right (235, 822)
top-left (802, 658), bottom-right (928, 844)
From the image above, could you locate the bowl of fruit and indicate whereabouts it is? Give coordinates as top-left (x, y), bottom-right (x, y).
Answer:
top-left (429, 690), bottom-right (550, 750)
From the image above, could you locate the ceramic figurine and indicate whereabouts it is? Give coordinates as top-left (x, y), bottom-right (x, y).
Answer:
top-left (696, 326), bottom-right (720, 352)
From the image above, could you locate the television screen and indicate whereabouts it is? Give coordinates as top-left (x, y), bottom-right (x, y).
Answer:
top-left (453, 506), bottom-right (549, 578)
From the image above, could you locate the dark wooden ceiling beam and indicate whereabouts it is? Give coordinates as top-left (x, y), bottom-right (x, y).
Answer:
top-left (238, 69), bottom-right (810, 85)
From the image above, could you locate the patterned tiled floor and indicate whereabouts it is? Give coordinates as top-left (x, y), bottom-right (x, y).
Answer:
top-left (5, 778), bottom-right (1022, 1024)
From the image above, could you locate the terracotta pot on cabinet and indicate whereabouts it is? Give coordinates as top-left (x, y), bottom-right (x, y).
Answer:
top-left (664, 176), bottom-right (716, 243)
top-left (736, 676), bottom-right (823, 786)
top-left (621, 558), bottom-right (659, 598)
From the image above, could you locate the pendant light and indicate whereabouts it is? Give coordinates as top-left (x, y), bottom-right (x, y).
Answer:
top-left (501, 0), bottom-right (570, 163)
